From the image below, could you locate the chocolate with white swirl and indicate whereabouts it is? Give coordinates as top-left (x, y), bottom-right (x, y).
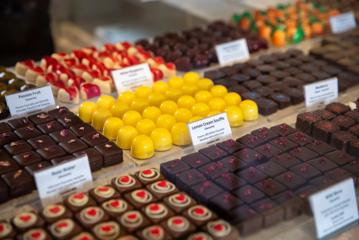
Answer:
top-left (139, 225), bottom-right (169, 240)
top-left (125, 189), bottom-right (154, 208)
top-left (71, 232), bottom-right (95, 240)
top-left (13, 212), bottom-right (42, 231)
top-left (206, 220), bottom-right (238, 240)
top-left (147, 180), bottom-right (177, 199)
top-left (49, 218), bottom-right (80, 239)
top-left (77, 207), bottom-right (107, 229)
top-left (93, 221), bottom-right (121, 240)
top-left (164, 193), bottom-right (195, 213)
top-left (102, 199), bottom-right (131, 217)
top-left (23, 228), bottom-right (50, 240)
top-left (111, 174), bottom-right (141, 193)
top-left (144, 203), bottom-right (172, 223)
top-left (0, 221), bottom-right (15, 238)
top-left (65, 192), bottom-right (95, 212)
top-left (90, 185), bottom-right (119, 203)
top-left (120, 210), bottom-right (149, 233)
top-left (136, 168), bottom-right (163, 185)
top-left (184, 205), bottom-right (216, 226)
top-left (163, 216), bottom-right (195, 238)
top-left (187, 232), bottom-right (213, 240)
top-left (42, 204), bottom-right (71, 223)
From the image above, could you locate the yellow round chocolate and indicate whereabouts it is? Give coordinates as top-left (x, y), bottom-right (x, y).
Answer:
top-left (197, 78), bottom-right (214, 90)
top-left (156, 114), bottom-right (176, 130)
top-left (165, 88), bottom-right (183, 101)
top-left (160, 100), bottom-right (178, 115)
top-left (184, 72), bottom-right (200, 84)
top-left (224, 92), bottom-right (242, 106)
top-left (177, 95), bottom-right (196, 109)
top-left (150, 128), bottom-right (173, 151)
top-left (131, 135), bottom-right (155, 159)
top-left (118, 91), bottom-right (135, 105)
top-left (171, 122), bottom-right (191, 146)
top-left (153, 81), bottom-right (168, 93)
top-left (207, 110), bottom-right (221, 117)
top-left (182, 85), bottom-right (198, 95)
top-left (103, 117), bottom-right (124, 140)
top-left (122, 110), bottom-right (142, 126)
top-left (210, 85), bottom-right (228, 97)
top-left (79, 101), bottom-right (97, 123)
top-left (168, 76), bottom-right (184, 88)
top-left (111, 101), bottom-right (129, 118)
top-left (225, 106), bottom-right (244, 127)
top-left (208, 97), bottom-right (227, 111)
top-left (195, 90), bottom-right (213, 103)
top-left (116, 126), bottom-right (138, 150)
top-left (239, 100), bottom-right (259, 121)
top-left (97, 95), bottom-right (116, 109)
top-left (142, 106), bottom-right (162, 121)
top-left (136, 119), bottom-right (156, 135)
top-left (135, 86), bottom-right (152, 99)
top-left (191, 103), bottom-right (210, 117)
top-left (91, 108), bottom-right (112, 131)
top-left (130, 98), bottom-right (149, 113)
top-left (189, 116), bottom-right (202, 122)
top-left (174, 108), bottom-right (192, 123)
top-left (148, 92), bottom-right (166, 107)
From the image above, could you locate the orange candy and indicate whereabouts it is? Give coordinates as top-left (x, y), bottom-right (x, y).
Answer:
top-left (272, 30), bottom-right (286, 47)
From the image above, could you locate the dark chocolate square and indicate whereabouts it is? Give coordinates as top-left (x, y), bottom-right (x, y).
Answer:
top-left (37, 145), bottom-right (66, 160)
top-left (37, 121), bottom-right (63, 134)
top-left (181, 152), bottom-right (210, 169)
top-left (233, 148), bottom-right (264, 165)
top-left (256, 161), bottom-right (285, 177)
top-left (28, 112), bottom-right (53, 124)
top-left (176, 169), bottom-right (207, 191)
top-left (216, 139), bottom-right (244, 153)
top-left (307, 157), bottom-right (337, 172)
top-left (237, 167), bottom-right (267, 184)
top-left (50, 129), bottom-right (77, 143)
top-left (81, 132), bottom-right (108, 147)
top-left (73, 148), bottom-right (104, 172)
top-left (214, 173), bottom-right (245, 190)
top-left (289, 147), bottom-right (319, 162)
top-left (275, 171), bottom-right (306, 190)
top-left (272, 153), bottom-right (301, 169)
top-left (325, 150), bottom-right (355, 166)
top-left (270, 124), bottom-right (297, 137)
top-left (59, 138), bottom-right (88, 154)
top-left (198, 146), bottom-right (228, 161)
top-left (0, 123), bottom-right (11, 134)
top-left (4, 140), bottom-right (32, 155)
top-left (306, 140), bottom-right (336, 155)
top-left (191, 181), bottom-right (224, 204)
top-left (218, 155), bottom-right (247, 172)
top-left (255, 178), bottom-right (286, 196)
top-left (209, 192), bottom-right (242, 213)
top-left (0, 132), bottom-right (18, 145)
top-left (94, 142), bottom-right (123, 166)
top-left (198, 162), bottom-right (229, 179)
top-left (1, 170), bottom-right (35, 197)
top-left (13, 151), bottom-right (42, 166)
top-left (70, 124), bottom-right (97, 137)
top-left (8, 117), bottom-right (32, 129)
top-left (237, 134), bottom-right (266, 148)
top-left (233, 185), bottom-right (265, 204)
top-left (27, 135), bottom-right (56, 149)
top-left (14, 126), bottom-right (41, 140)
top-left (270, 137), bottom-right (298, 153)
top-left (161, 159), bottom-right (190, 182)
top-left (255, 143), bottom-right (282, 159)
top-left (25, 161), bottom-right (51, 176)
top-left (290, 163), bottom-right (321, 180)
top-left (287, 132), bottom-right (313, 146)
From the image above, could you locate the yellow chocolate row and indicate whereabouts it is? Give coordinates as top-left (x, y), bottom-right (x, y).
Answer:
top-left (78, 72), bottom-right (259, 159)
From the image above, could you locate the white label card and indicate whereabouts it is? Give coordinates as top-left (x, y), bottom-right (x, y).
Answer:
top-left (215, 39), bottom-right (250, 66)
top-left (34, 155), bottom-right (93, 207)
top-left (309, 178), bottom-right (358, 239)
top-left (304, 78), bottom-right (338, 108)
top-left (112, 63), bottom-right (153, 93)
top-left (330, 12), bottom-right (357, 34)
top-left (187, 113), bottom-right (232, 150)
top-left (5, 86), bottom-right (55, 117)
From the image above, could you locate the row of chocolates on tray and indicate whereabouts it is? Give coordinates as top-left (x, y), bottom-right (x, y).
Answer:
top-left (296, 101), bottom-right (359, 157)
top-left (204, 48), bottom-right (358, 115)
top-left (0, 168), bottom-right (238, 240)
top-left (0, 106), bottom-right (123, 204)
top-left (160, 122), bottom-right (358, 235)
top-left (14, 42), bottom-right (176, 104)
